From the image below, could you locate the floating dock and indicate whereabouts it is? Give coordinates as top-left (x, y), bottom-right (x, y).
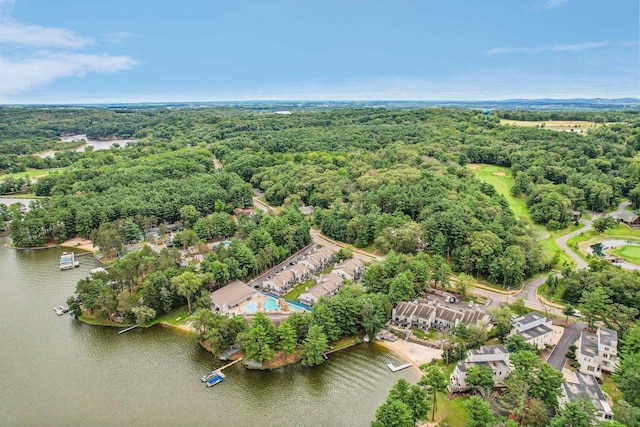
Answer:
top-left (60, 252), bottom-right (80, 270)
top-left (387, 363), bottom-right (413, 372)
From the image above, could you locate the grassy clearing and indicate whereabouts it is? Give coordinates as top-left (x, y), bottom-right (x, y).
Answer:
top-left (601, 373), bottom-right (622, 404)
top-left (0, 168), bottom-right (64, 182)
top-left (412, 328), bottom-right (439, 340)
top-left (283, 279), bottom-right (315, 301)
top-left (142, 305), bottom-right (191, 327)
top-left (500, 119), bottom-right (602, 132)
top-left (538, 282), bottom-right (566, 305)
top-left (0, 193), bottom-right (42, 199)
top-left (609, 245), bottom-right (640, 265)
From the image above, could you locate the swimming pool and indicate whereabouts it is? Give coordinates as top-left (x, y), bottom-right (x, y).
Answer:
top-left (245, 302), bottom-right (258, 313)
top-left (263, 299), bottom-right (280, 311)
top-left (213, 240), bottom-right (231, 249)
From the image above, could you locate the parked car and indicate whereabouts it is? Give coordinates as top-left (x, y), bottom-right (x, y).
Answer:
top-left (468, 301), bottom-right (474, 308)
top-left (573, 310), bottom-right (582, 318)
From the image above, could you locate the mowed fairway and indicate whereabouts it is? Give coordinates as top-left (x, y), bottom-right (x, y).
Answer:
top-left (500, 119), bottom-right (603, 132)
top-left (469, 164), bottom-right (533, 223)
top-left (609, 245), bottom-right (640, 265)
top-left (0, 168), bottom-right (64, 182)
top-left (470, 164), bottom-right (574, 267)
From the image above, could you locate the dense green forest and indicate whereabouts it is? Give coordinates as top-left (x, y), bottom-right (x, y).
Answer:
top-left (3, 106), bottom-right (640, 425)
top-left (2, 106), bottom-right (639, 285)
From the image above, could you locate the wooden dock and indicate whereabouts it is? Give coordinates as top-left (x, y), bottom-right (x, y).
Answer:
top-left (218, 357), bottom-right (243, 371)
top-left (387, 363), bottom-right (413, 372)
top-left (118, 325), bottom-right (139, 334)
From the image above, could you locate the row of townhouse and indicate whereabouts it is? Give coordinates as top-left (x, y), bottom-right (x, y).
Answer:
top-left (391, 301), bottom-right (491, 333)
top-left (449, 345), bottom-right (513, 392)
top-left (298, 258), bottom-right (366, 306)
top-left (262, 247), bottom-right (335, 296)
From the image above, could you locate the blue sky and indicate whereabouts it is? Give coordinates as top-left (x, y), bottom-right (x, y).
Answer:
top-left (0, 0), bottom-right (637, 103)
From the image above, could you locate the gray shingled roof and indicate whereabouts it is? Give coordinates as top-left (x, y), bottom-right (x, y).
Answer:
top-left (580, 331), bottom-right (599, 358)
top-left (210, 280), bottom-right (255, 308)
top-left (519, 324), bottom-right (554, 341)
top-left (599, 328), bottom-right (617, 348)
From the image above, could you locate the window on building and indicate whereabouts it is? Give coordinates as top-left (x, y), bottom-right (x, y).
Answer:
top-left (587, 366), bottom-right (595, 372)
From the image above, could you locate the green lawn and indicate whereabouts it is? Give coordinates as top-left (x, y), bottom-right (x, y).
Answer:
top-left (567, 224), bottom-right (640, 261)
top-left (609, 245), bottom-right (640, 265)
top-left (472, 165), bottom-right (532, 223)
top-left (538, 282), bottom-right (566, 305)
top-left (601, 373), bottom-right (622, 404)
top-left (283, 279), bottom-right (315, 301)
top-left (0, 168), bottom-right (64, 182)
top-left (142, 305), bottom-right (191, 327)
top-left (411, 328), bottom-right (439, 340)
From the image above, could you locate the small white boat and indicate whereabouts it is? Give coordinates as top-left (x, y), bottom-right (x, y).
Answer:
top-left (53, 307), bottom-right (64, 316)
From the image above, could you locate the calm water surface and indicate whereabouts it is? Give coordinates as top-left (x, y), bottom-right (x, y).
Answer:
top-left (0, 235), bottom-right (416, 426)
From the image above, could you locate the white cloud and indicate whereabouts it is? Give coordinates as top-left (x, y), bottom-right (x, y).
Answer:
top-left (0, 19), bottom-right (92, 48)
top-left (102, 31), bottom-right (132, 44)
top-left (484, 41), bottom-right (607, 55)
top-left (0, 4), bottom-right (138, 100)
top-left (0, 53), bottom-right (138, 97)
top-left (534, 0), bottom-right (569, 10)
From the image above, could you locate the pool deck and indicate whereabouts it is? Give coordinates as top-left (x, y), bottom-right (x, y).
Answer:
top-left (230, 293), bottom-right (308, 316)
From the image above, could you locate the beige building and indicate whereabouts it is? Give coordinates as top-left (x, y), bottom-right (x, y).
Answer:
top-left (262, 265), bottom-right (311, 296)
top-left (298, 272), bottom-right (344, 306)
top-left (392, 301), bottom-right (491, 333)
top-left (209, 280), bottom-right (255, 313)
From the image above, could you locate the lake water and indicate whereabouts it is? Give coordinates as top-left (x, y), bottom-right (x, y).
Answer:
top-left (0, 235), bottom-right (415, 426)
top-left (0, 197), bottom-right (35, 210)
top-left (37, 135), bottom-right (136, 158)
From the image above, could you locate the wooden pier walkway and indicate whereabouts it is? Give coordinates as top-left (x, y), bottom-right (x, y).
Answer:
top-left (218, 357), bottom-right (243, 371)
top-left (321, 342), bottom-right (362, 360)
top-left (387, 362), bottom-right (413, 372)
top-left (118, 325), bottom-right (139, 334)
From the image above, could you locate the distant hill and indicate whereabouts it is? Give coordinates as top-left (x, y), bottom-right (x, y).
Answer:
top-left (9, 98), bottom-right (640, 111)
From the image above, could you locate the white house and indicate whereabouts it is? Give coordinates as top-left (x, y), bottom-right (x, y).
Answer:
top-left (577, 327), bottom-right (619, 379)
top-left (512, 312), bottom-right (555, 349)
top-left (449, 345), bottom-right (513, 392)
top-left (560, 372), bottom-right (613, 422)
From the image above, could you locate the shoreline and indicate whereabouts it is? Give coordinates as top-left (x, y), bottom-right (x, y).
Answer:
top-left (375, 339), bottom-right (443, 376)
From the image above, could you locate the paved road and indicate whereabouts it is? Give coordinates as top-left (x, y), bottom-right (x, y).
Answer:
top-left (547, 321), bottom-right (586, 370)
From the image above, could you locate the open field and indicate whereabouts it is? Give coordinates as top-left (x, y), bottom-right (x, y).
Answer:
top-left (470, 164), bottom-right (575, 267)
top-left (500, 119), bottom-right (603, 132)
top-left (0, 168), bottom-right (64, 182)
